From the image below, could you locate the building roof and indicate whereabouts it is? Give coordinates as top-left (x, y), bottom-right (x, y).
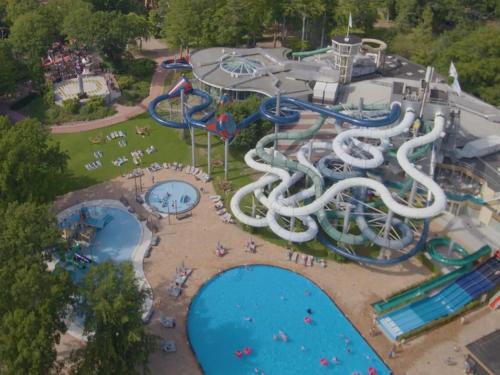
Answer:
top-left (190, 47), bottom-right (339, 99)
top-left (466, 329), bottom-right (500, 375)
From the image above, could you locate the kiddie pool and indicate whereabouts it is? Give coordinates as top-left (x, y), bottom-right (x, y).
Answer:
top-left (145, 180), bottom-right (200, 215)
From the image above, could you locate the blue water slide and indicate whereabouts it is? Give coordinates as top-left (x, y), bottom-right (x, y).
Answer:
top-left (318, 219), bottom-right (430, 266)
top-left (259, 96), bottom-right (402, 127)
top-left (378, 256), bottom-right (500, 339)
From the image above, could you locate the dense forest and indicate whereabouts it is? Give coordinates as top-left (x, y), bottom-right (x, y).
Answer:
top-left (0, 0), bottom-right (499, 104)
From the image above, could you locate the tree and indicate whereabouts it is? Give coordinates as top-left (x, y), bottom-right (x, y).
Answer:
top-left (42, 0), bottom-right (94, 38)
top-left (336, 0), bottom-right (379, 33)
top-left (0, 41), bottom-right (21, 96)
top-left (63, 9), bottom-right (150, 63)
top-left (435, 24), bottom-right (500, 106)
top-left (0, 116), bottom-right (68, 205)
top-left (223, 96), bottom-right (273, 150)
top-left (5, 0), bottom-right (39, 24)
top-left (84, 0), bottom-right (145, 14)
top-left (9, 10), bottom-right (54, 78)
top-left (162, 0), bottom-right (206, 49)
top-left (0, 202), bottom-right (72, 375)
top-left (284, 0), bottom-right (325, 42)
top-left (71, 262), bottom-right (156, 375)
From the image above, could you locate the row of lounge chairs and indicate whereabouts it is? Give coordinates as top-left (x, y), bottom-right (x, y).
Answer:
top-left (167, 265), bottom-right (192, 298)
top-left (162, 162), bottom-right (183, 171)
top-left (106, 130), bottom-right (126, 141)
top-left (183, 165), bottom-right (210, 183)
top-left (210, 195), bottom-right (234, 224)
top-left (126, 168), bottom-right (143, 179)
top-left (287, 250), bottom-right (327, 268)
top-left (118, 139), bottom-right (127, 148)
top-left (93, 150), bottom-right (103, 159)
top-left (148, 162), bottom-right (162, 172)
top-left (112, 156), bottom-right (128, 166)
top-left (85, 160), bottom-right (102, 171)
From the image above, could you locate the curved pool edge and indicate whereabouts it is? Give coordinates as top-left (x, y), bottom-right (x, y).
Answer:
top-left (184, 263), bottom-right (393, 375)
top-left (143, 179), bottom-right (201, 217)
top-left (56, 199), bottom-right (154, 341)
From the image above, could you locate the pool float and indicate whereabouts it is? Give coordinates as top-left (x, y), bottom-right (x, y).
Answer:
top-left (235, 350), bottom-right (243, 358)
top-left (320, 358), bottom-right (329, 366)
top-left (244, 347), bottom-right (252, 355)
top-left (368, 367), bottom-right (378, 375)
top-left (304, 316), bottom-right (313, 324)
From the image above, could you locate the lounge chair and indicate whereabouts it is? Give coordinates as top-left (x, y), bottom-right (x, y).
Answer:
top-left (168, 285), bottom-right (181, 298)
top-left (209, 195), bottom-right (221, 201)
top-left (306, 255), bottom-right (314, 267)
top-left (291, 252), bottom-right (299, 263)
top-left (159, 315), bottom-right (176, 328)
top-left (214, 202), bottom-right (224, 209)
top-left (301, 254), bottom-right (307, 266)
top-left (217, 208), bottom-right (227, 216)
top-left (161, 340), bottom-right (176, 353)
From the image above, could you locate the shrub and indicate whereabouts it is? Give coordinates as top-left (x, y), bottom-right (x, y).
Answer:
top-left (116, 75), bottom-right (136, 90)
top-left (81, 96), bottom-right (106, 114)
top-left (62, 98), bottom-right (80, 114)
top-left (122, 58), bottom-right (156, 79)
top-left (45, 106), bottom-right (61, 123)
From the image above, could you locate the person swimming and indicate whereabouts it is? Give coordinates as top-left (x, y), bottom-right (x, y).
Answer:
top-left (306, 308), bottom-right (313, 314)
top-left (244, 317), bottom-right (253, 322)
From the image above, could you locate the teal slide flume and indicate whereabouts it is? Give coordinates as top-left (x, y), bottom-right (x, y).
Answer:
top-left (373, 264), bottom-right (472, 314)
top-left (427, 238), bottom-right (492, 266)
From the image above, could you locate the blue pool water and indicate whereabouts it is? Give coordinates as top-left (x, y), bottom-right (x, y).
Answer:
top-left (60, 206), bottom-right (142, 282)
top-left (146, 180), bottom-right (200, 214)
top-left (188, 265), bottom-right (391, 375)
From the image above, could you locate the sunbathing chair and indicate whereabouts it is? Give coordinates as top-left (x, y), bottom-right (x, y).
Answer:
top-left (306, 255), bottom-right (314, 267)
top-left (209, 195), bottom-right (221, 201)
top-left (159, 315), bottom-right (176, 328)
top-left (291, 252), bottom-right (299, 263)
top-left (161, 340), bottom-right (176, 353)
top-left (214, 202), bottom-right (224, 209)
top-left (217, 208), bottom-right (227, 216)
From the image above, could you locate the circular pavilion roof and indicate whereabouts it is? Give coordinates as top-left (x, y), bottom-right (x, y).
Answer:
top-left (220, 56), bottom-right (263, 77)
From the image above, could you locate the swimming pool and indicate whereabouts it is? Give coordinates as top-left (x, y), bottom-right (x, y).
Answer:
top-left (187, 265), bottom-right (391, 375)
top-left (59, 205), bottom-right (142, 282)
top-left (145, 180), bottom-right (200, 214)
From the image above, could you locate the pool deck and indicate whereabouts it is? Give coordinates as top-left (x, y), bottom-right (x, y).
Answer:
top-left (54, 168), bottom-right (499, 375)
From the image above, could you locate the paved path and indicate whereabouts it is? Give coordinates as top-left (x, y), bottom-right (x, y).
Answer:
top-left (51, 39), bottom-right (170, 134)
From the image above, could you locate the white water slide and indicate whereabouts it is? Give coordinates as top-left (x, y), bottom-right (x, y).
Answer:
top-left (230, 105), bottom-right (447, 247)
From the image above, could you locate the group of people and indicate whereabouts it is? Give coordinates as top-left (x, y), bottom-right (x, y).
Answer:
top-left (216, 241), bottom-right (226, 257)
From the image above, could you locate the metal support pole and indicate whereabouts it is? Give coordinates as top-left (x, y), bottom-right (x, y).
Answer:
top-left (343, 204), bottom-right (352, 234)
top-left (408, 179), bottom-right (418, 207)
top-left (191, 127), bottom-right (196, 167)
top-left (358, 97), bottom-right (364, 118)
top-left (207, 131), bottom-right (211, 179)
top-left (447, 240), bottom-right (454, 257)
top-left (251, 195), bottom-right (256, 218)
top-left (274, 91), bottom-right (281, 151)
top-left (288, 216), bottom-right (296, 245)
top-left (224, 138), bottom-right (229, 181)
top-left (383, 210), bottom-right (394, 241)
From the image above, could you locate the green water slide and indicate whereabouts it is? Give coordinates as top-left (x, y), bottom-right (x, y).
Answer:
top-left (372, 264), bottom-right (472, 314)
top-left (426, 238), bottom-right (492, 266)
top-left (291, 46), bottom-right (332, 59)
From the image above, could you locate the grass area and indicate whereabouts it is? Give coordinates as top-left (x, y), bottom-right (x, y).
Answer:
top-left (52, 113), bottom-right (189, 193)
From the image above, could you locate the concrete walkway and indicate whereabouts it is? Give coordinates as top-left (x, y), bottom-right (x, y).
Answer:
top-left (51, 39), bottom-right (170, 134)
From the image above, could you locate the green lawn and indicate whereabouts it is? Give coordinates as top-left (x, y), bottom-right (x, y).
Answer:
top-left (51, 113), bottom-right (258, 194)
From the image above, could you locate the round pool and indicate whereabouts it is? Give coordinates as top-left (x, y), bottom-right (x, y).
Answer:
top-left (59, 205), bottom-right (142, 283)
top-left (145, 180), bottom-right (200, 214)
top-left (187, 265), bottom-right (391, 374)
